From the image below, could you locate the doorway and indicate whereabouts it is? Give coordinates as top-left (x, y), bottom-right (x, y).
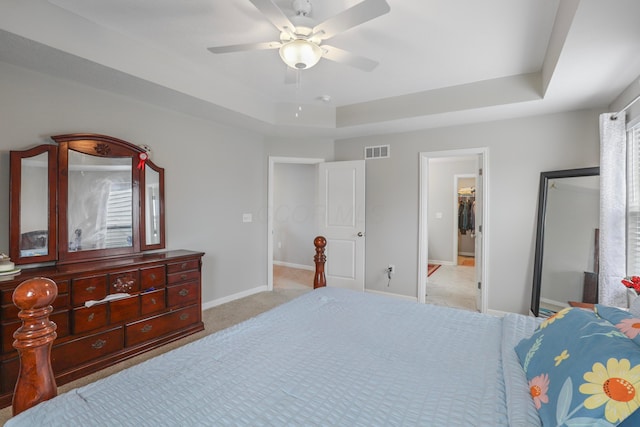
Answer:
top-left (417, 148), bottom-right (488, 313)
top-left (267, 157), bottom-right (367, 292)
top-left (267, 157), bottom-right (323, 291)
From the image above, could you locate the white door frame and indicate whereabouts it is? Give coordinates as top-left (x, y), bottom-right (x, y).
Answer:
top-left (267, 156), bottom-right (324, 291)
top-left (418, 148), bottom-right (489, 313)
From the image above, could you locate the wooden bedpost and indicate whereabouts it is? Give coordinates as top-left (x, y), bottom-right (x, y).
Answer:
top-left (314, 236), bottom-right (327, 288)
top-left (12, 277), bottom-right (58, 416)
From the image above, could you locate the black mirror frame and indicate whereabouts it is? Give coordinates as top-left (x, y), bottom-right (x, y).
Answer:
top-left (531, 167), bottom-right (600, 316)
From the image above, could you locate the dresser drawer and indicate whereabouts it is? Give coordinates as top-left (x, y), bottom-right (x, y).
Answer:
top-left (109, 295), bottom-right (140, 324)
top-left (141, 265), bottom-right (166, 289)
top-left (141, 289), bottom-right (165, 315)
top-left (52, 328), bottom-right (124, 373)
top-left (167, 259), bottom-right (199, 274)
top-left (167, 270), bottom-right (200, 285)
top-left (125, 305), bottom-right (200, 347)
top-left (72, 304), bottom-right (108, 334)
top-left (1, 291), bottom-right (69, 321)
top-left (166, 281), bottom-right (199, 307)
top-left (72, 275), bottom-right (107, 306)
top-left (109, 270), bottom-right (140, 294)
top-left (1, 310), bottom-right (69, 354)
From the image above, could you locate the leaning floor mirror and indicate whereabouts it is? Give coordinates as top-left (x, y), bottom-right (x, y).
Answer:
top-left (531, 167), bottom-right (600, 317)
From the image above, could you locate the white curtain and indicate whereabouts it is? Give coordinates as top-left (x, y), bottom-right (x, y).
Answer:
top-left (599, 112), bottom-right (627, 306)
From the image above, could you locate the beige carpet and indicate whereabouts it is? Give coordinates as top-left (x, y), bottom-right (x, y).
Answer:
top-left (0, 288), bottom-right (310, 425)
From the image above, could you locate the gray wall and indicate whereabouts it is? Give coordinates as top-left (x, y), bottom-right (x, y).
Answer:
top-left (0, 57), bottom-right (608, 314)
top-left (0, 60), bottom-right (334, 306)
top-left (335, 109), bottom-right (602, 314)
top-left (273, 163), bottom-right (316, 267)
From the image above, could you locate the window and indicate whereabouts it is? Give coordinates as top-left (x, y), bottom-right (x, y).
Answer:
top-left (105, 183), bottom-right (133, 248)
top-left (627, 125), bottom-right (640, 274)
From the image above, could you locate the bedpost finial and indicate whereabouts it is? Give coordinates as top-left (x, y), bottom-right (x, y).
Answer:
top-left (13, 277), bottom-right (58, 311)
top-left (313, 236), bottom-right (327, 289)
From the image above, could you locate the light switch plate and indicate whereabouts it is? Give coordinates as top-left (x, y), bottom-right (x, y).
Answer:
top-left (242, 213), bottom-right (252, 223)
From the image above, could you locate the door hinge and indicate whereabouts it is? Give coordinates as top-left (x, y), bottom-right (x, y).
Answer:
top-left (477, 282), bottom-right (482, 289)
top-left (478, 225), bottom-right (482, 233)
top-left (478, 168), bottom-right (483, 176)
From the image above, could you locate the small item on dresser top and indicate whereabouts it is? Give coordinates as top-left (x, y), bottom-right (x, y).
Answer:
top-left (84, 293), bottom-right (131, 308)
top-left (622, 275), bottom-right (640, 316)
top-left (0, 253), bottom-right (16, 273)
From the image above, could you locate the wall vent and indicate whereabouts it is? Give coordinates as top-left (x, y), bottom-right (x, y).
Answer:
top-left (364, 144), bottom-right (390, 159)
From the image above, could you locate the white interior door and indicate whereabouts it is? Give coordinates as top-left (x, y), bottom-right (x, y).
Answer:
top-left (317, 160), bottom-right (366, 291)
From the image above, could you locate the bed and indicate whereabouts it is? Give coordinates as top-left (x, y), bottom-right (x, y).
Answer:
top-left (6, 237), bottom-right (640, 426)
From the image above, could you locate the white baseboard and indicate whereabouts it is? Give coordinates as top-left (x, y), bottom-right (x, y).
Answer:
top-left (201, 285), bottom-right (268, 311)
top-left (273, 261), bottom-right (314, 271)
top-left (366, 288), bottom-right (418, 302)
top-left (428, 259), bottom-right (455, 266)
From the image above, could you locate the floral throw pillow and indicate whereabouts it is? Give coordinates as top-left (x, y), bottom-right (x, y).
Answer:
top-left (595, 304), bottom-right (640, 347)
top-left (515, 307), bottom-right (640, 426)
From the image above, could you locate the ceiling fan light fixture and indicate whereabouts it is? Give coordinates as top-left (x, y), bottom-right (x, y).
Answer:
top-left (279, 39), bottom-right (322, 70)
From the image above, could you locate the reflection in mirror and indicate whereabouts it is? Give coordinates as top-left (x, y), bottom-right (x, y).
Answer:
top-left (19, 153), bottom-right (49, 257)
top-left (67, 149), bottom-right (132, 252)
top-left (531, 167), bottom-right (600, 317)
top-left (145, 165), bottom-right (160, 246)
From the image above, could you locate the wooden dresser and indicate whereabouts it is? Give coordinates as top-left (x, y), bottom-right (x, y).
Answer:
top-left (0, 250), bottom-right (204, 408)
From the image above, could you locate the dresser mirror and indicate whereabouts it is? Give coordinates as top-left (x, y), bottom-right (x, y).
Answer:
top-left (531, 167), bottom-right (600, 316)
top-left (9, 134), bottom-right (165, 265)
top-left (141, 160), bottom-right (165, 250)
top-left (9, 145), bottom-right (58, 264)
top-left (66, 149), bottom-right (133, 252)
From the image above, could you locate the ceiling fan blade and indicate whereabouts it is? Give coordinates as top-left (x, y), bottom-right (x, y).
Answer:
top-left (249, 0), bottom-right (296, 34)
top-left (313, 0), bottom-right (390, 40)
top-left (207, 41), bottom-right (281, 54)
top-left (321, 45), bottom-right (379, 72)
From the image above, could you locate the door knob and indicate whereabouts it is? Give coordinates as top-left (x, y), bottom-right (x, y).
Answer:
top-left (357, 232), bottom-right (365, 237)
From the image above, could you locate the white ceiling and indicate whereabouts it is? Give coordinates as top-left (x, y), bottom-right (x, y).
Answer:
top-left (0, 0), bottom-right (639, 139)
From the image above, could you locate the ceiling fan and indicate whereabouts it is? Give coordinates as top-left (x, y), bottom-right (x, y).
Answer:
top-left (207, 0), bottom-right (390, 72)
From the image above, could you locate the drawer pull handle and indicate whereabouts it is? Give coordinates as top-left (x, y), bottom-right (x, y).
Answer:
top-left (113, 276), bottom-right (135, 293)
top-left (180, 313), bottom-right (189, 321)
top-left (180, 274), bottom-right (188, 280)
top-left (88, 313), bottom-right (95, 322)
top-left (141, 324), bottom-right (153, 333)
top-left (86, 286), bottom-right (96, 293)
top-left (181, 262), bottom-right (187, 269)
top-left (150, 298), bottom-right (157, 305)
top-left (150, 273), bottom-right (156, 280)
top-left (92, 339), bottom-right (106, 350)
top-left (179, 289), bottom-right (189, 297)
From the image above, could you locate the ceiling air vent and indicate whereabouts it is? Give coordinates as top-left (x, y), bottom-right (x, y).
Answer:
top-left (364, 144), bottom-right (390, 160)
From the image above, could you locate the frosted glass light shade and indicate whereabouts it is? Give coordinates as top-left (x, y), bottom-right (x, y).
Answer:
top-left (279, 39), bottom-right (322, 70)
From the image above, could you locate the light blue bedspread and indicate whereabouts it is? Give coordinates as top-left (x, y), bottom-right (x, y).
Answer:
top-left (7, 287), bottom-right (541, 426)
